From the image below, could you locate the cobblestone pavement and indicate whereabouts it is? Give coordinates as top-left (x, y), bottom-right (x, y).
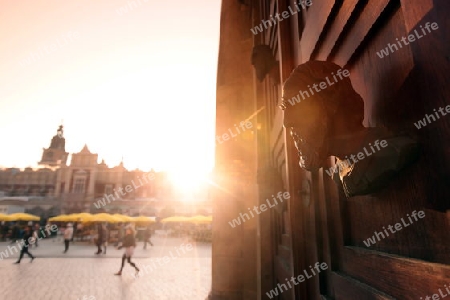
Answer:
top-left (0, 235), bottom-right (211, 300)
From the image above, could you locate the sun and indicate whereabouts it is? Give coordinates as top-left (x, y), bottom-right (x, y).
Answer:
top-left (167, 168), bottom-right (210, 195)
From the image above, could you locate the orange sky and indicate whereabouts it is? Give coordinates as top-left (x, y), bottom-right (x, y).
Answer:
top-left (0, 0), bottom-right (221, 176)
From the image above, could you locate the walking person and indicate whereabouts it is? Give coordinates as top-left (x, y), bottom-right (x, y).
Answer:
top-left (95, 223), bottom-right (103, 254)
top-left (63, 223), bottom-right (74, 253)
top-left (114, 223), bottom-right (122, 247)
top-left (33, 224), bottom-right (40, 248)
top-left (14, 226), bottom-right (35, 264)
top-left (10, 223), bottom-right (19, 244)
top-left (143, 225), bottom-right (153, 249)
top-left (101, 223), bottom-right (109, 254)
top-left (116, 223), bottom-right (125, 247)
top-left (71, 223), bottom-right (77, 242)
top-left (2, 223), bottom-right (9, 241)
top-left (114, 226), bottom-right (139, 276)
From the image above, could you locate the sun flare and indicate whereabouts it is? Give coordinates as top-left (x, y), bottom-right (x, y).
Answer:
top-left (168, 169), bottom-right (209, 193)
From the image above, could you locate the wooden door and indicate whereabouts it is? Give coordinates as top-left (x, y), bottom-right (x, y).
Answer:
top-left (280, 0), bottom-right (450, 299)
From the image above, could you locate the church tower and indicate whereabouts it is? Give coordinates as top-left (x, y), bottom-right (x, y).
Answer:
top-left (38, 125), bottom-right (69, 166)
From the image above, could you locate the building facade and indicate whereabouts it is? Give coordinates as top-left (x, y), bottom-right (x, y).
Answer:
top-left (214, 0), bottom-right (449, 299)
top-left (54, 144), bottom-right (160, 214)
top-left (0, 126), bottom-right (212, 218)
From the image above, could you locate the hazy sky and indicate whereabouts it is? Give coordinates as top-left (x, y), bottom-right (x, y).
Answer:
top-left (0, 0), bottom-right (221, 178)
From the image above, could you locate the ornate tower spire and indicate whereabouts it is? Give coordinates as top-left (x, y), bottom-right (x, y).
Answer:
top-left (49, 124), bottom-right (65, 151)
top-left (39, 124), bottom-right (69, 167)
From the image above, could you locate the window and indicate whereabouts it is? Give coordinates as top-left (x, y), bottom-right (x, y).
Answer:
top-left (105, 184), bottom-right (113, 195)
top-left (73, 178), bottom-right (85, 194)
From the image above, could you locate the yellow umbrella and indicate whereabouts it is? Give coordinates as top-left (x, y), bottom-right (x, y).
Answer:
top-left (83, 213), bottom-right (121, 223)
top-left (0, 213), bottom-right (12, 221)
top-left (66, 213), bottom-right (93, 222)
top-left (160, 216), bottom-right (190, 223)
top-left (189, 215), bottom-right (212, 224)
top-left (48, 214), bottom-right (71, 222)
top-left (113, 214), bottom-right (134, 223)
top-left (7, 213), bottom-right (40, 221)
top-left (131, 216), bottom-right (156, 223)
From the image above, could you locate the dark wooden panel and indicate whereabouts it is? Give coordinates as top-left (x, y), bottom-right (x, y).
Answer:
top-left (322, 157), bottom-right (348, 271)
top-left (316, 169), bottom-right (334, 297)
top-left (344, 1), bottom-right (450, 263)
top-left (348, 4), bottom-right (413, 127)
top-left (276, 153), bottom-right (285, 173)
top-left (285, 133), bottom-right (310, 299)
top-left (280, 162), bottom-right (287, 188)
top-left (266, 0), bottom-right (277, 46)
top-left (300, 0), bottom-right (336, 61)
top-left (333, 272), bottom-right (396, 300)
top-left (271, 128), bottom-right (284, 162)
top-left (274, 254), bottom-right (295, 299)
top-left (277, 0), bottom-right (296, 82)
top-left (317, 170), bottom-right (340, 297)
top-left (333, 0), bottom-right (391, 66)
top-left (397, 0), bottom-right (450, 212)
top-left (398, 0), bottom-right (434, 32)
top-left (348, 197), bottom-right (450, 263)
top-left (269, 108), bottom-right (283, 151)
top-left (315, 0), bottom-right (359, 60)
top-left (342, 246), bottom-right (450, 298)
top-left (302, 171), bottom-right (325, 300)
top-left (339, 0), bottom-right (448, 264)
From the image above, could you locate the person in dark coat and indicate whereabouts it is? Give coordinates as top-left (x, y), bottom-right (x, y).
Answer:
top-left (143, 225), bottom-right (153, 249)
top-left (14, 226), bottom-right (35, 263)
top-left (32, 223), bottom-right (40, 248)
top-left (101, 224), bottom-right (109, 254)
top-left (63, 223), bottom-right (74, 253)
top-left (114, 227), bottom-right (139, 276)
top-left (95, 223), bottom-right (104, 254)
top-left (10, 223), bottom-right (19, 244)
top-left (2, 223), bottom-right (9, 241)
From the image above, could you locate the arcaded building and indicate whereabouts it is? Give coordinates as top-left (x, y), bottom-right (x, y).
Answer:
top-left (54, 144), bottom-right (159, 214)
top-left (0, 126), bottom-right (170, 216)
top-left (213, 0), bottom-right (449, 299)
